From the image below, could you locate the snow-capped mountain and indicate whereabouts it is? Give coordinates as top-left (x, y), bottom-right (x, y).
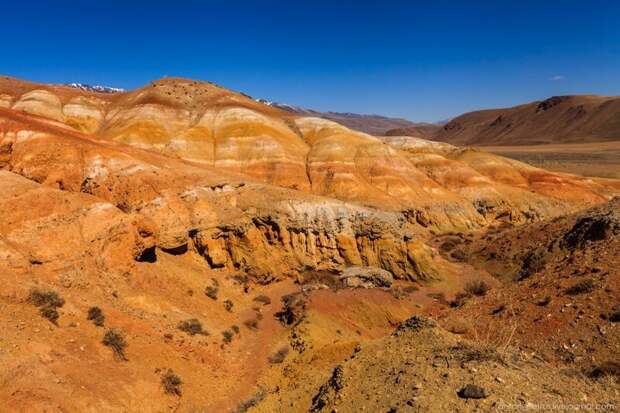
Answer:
top-left (255, 98), bottom-right (304, 113)
top-left (65, 83), bottom-right (126, 93)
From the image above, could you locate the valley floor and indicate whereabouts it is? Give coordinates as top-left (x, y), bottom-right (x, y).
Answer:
top-left (477, 140), bottom-right (620, 179)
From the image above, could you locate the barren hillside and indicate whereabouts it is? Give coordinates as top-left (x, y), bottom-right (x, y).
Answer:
top-left (432, 95), bottom-right (620, 146)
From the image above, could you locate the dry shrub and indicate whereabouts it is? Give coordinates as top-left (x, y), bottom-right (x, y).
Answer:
top-left (449, 292), bottom-right (470, 308)
top-left (268, 345), bottom-right (289, 364)
top-left (102, 329), bottom-right (127, 360)
top-left (300, 270), bottom-right (342, 290)
top-left (87, 306), bottom-right (105, 327)
top-left (204, 278), bottom-right (219, 300)
top-left (253, 295), bottom-right (271, 305)
top-left (450, 341), bottom-right (506, 366)
top-left (427, 292), bottom-right (448, 305)
top-left (403, 285), bottom-right (420, 294)
top-left (390, 285), bottom-right (419, 299)
top-left (244, 318), bottom-right (259, 331)
top-left (178, 318), bottom-right (208, 336)
top-left (222, 329), bottom-right (234, 344)
top-left (491, 304), bottom-right (506, 315)
top-left (27, 288), bottom-right (65, 308)
top-left (223, 299), bottom-right (234, 312)
top-left (518, 250), bottom-right (546, 280)
top-left (161, 369), bottom-right (182, 396)
top-left (450, 249), bottom-right (466, 261)
top-left (275, 293), bottom-right (306, 326)
top-left (445, 318), bottom-right (471, 335)
top-left (233, 389), bottom-right (266, 413)
top-left (27, 287), bottom-right (65, 324)
top-left (566, 279), bottom-right (595, 295)
top-left (590, 362), bottom-right (620, 379)
top-left (537, 296), bottom-right (552, 306)
top-left (468, 304), bottom-right (519, 355)
top-left (39, 306), bottom-right (60, 324)
top-left (464, 280), bottom-right (490, 296)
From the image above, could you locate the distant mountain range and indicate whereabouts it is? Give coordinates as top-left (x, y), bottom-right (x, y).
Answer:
top-left (256, 98), bottom-right (439, 136)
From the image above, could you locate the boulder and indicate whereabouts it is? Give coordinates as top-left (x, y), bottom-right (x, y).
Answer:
top-left (339, 265), bottom-right (394, 288)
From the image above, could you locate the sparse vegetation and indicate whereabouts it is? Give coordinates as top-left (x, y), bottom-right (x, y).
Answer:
top-left (428, 292), bottom-right (448, 305)
top-left (300, 270), bottom-right (343, 290)
top-left (537, 295), bottom-right (552, 306)
top-left (102, 329), bottom-right (127, 360)
top-left (450, 341), bottom-right (505, 365)
top-left (390, 285), bottom-right (419, 299)
top-left (87, 306), bottom-right (105, 326)
top-left (27, 287), bottom-right (65, 324)
top-left (449, 292), bottom-right (470, 308)
top-left (449, 281), bottom-right (490, 307)
top-left (566, 279), bottom-right (595, 295)
top-left (204, 278), bottom-right (219, 300)
top-left (178, 318), bottom-right (208, 336)
top-left (161, 369), bottom-right (182, 396)
top-left (27, 288), bottom-right (65, 308)
top-left (222, 329), bottom-right (234, 344)
top-left (230, 274), bottom-right (250, 292)
top-left (445, 319), bottom-right (470, 334)
top-left (450, 249), bottom-right (466, 261)
top-left (233, 389), bottom-right (266, 413)
top-left (403, 285), bottom-right (420, 294)
top-left (244, 318), bottom-right (259, 331)
top-left (491, 304), bottom-right (506, 315)
top-left (590, 362), bottom-right (620, 379)
top-left (39, 306), bottom-right (60, 324)
top-left (223, 299), bottom-right (234, 312)
top-left (268, 345), bottom-right (289, 364)
top-left (518, 250), bottom-right (546, 280)
top-left (275, 293), bottom-right (306, 326)
top-left (253, 294), bottom-right (271, 305)
top-left (464, 280), bottom-right (490, 296)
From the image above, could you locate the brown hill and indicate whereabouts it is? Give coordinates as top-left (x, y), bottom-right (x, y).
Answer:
top-left (433, 95), bottom-right (620, 146)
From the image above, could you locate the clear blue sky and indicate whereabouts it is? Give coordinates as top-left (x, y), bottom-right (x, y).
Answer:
top-left (1, 0), bottom-right (619, 122)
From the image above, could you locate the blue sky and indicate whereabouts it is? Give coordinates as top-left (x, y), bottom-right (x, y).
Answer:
top-left (1, 0), bottom-right (619, 121)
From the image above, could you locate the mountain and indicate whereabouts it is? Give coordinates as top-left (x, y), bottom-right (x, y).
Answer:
top-left (433, 95), bottom-right (620, 146)
top-left (256, 98), bottom-right (425, 135)
top-left (0, 75), bottom-right (619, 412)
top-left (384, 123), bottom-right (441, 139)
top-left (65, 82), bottom-right (126, 93)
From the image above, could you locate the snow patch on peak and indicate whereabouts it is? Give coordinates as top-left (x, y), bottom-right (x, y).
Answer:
top-left (65, 83), bottom-right (126, 94)
top-left (255, 98), bottom-right (304, 113)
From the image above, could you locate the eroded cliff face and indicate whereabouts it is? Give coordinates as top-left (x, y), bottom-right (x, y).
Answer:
top-left (0, 120), bottom-right (441, 283)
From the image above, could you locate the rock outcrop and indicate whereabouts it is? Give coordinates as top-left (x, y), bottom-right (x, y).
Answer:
top-left (338, 266), bottom-right (394, 288)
